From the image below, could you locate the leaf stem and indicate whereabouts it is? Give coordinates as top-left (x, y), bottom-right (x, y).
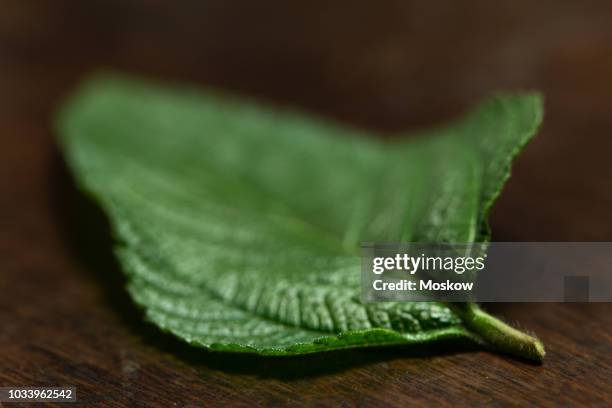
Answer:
top-left (451, 303), bottom-right (545, 363)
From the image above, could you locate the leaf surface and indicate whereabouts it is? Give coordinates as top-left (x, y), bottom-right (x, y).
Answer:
top-left (58, 76), bottom-right (543, 358)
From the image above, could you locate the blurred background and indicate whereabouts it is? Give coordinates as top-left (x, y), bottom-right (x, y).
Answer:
top-left (4, 0), bottom-right (612, 241)
top-left (2, 1), bottom-right (612, 406)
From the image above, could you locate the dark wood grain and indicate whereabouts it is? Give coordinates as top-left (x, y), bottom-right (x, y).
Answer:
top-left (1, 1), bottom-right (612, 406)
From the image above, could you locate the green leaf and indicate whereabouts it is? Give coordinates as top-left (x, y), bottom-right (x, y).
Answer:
top-left (57, 75), bottom-right (545, 361)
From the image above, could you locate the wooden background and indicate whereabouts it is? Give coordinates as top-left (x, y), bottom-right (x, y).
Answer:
top-left (1, 0), bottom-right (611, 406)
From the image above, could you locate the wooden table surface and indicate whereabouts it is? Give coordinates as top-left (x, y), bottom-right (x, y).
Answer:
top-left (1, 1), bottom-right (612, 406)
